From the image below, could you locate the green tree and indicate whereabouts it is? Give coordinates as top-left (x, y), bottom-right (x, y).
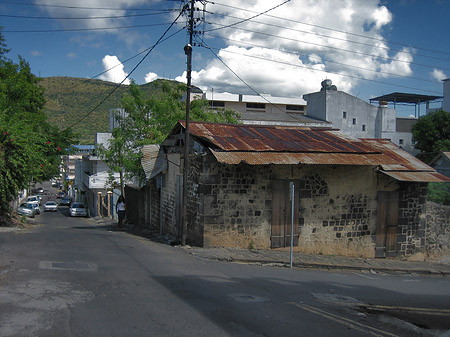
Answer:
top-left (412, 110), bottom-right (450, 163)
top-left (99, 80), bottom-right (240, 193)
top-left (0, 32), bottom-right (76, 218)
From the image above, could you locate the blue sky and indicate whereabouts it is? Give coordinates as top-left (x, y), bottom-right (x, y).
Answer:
top-left (1, 0), bottom-right (449, 117)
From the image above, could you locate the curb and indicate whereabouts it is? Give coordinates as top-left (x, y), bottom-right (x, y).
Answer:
top-left (212, 256), bottom-right (450, 276)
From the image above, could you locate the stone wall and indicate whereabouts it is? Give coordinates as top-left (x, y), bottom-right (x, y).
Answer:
top-left (397, 182), bottom-right (428, 256)
top-left (200, 161), bottom-right (272, 249)
top-left (296, 166), bottom-right (378, 257)
top-left (426, 202), bottom-right (450, 261)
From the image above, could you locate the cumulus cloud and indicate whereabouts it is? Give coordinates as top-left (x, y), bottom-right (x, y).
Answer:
top-left (180, 0), bottom-right (410, 97)
top-left (431, 69), bottom-right (447, 81)
top-left (98, 55), bottom-right (130, 84)
top-left (144, 72), bottom-right (159, 83)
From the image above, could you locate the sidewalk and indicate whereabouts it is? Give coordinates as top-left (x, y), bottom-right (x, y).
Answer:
top-left (91, 217), bottom-right (450, 276)
top-left (183, 246), bottom-right (450, 276)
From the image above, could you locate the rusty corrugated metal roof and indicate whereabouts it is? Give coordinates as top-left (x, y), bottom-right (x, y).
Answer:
top-left (380, 171), bottom-right (449, 183)
top-left (182, 121), bottom-right (379, 154)
top-left (176, 121), bottom-right (450, 183)
top-left (210, 150), bottom-right (388, 166)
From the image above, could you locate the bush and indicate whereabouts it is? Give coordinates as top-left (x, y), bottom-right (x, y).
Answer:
top-left (428, 183), bottom-right (450, 205)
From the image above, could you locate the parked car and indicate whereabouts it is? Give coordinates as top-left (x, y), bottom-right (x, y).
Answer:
top-left (17, 203), bottom-right (36, 218)
top-left (59, 197), bottom-right (72, 206)
top-left (29, 202), bottom-right (40, 214)
top-left (56, 191), bottom-right (65, 198)
top-left (44, 201), bottom-right (58, 212)
top-left (36, 187), bottom-right (44, 194)
top-left (27, 195), bottom-right (41, 206)
top-left (69, 202), bottom-right (88, 217)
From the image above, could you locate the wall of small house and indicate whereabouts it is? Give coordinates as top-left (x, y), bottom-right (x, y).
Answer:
top-left (397, 182), bottom-right (428, 256)
top-left (426, 202), bottom-right (450, 262)
top-left (200, 159), bottom-right (272, 249)
top-left (294, 165), bottom-right (379, 257)
top-left (199, 159), bottom-right (432, 258)
top-left (160, 153), bottom-right (182, 239)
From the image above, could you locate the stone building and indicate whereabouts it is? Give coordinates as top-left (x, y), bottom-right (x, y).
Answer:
top-left (138, 121), bottom-right (448, 259)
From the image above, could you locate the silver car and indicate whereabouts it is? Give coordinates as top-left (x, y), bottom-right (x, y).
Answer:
top-left (44, 201), bottom-right (58, 212)
top-left (69, 202), bottom-right (88, 217)
top-left (17, 203), bottom-right (36, 218)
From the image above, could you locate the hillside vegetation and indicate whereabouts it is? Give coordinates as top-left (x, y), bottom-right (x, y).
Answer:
top-left (39, 77), bottom-right (189, 144)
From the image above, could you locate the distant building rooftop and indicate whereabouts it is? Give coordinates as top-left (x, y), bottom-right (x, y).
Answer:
top-left (370, 92), bottom-right (442, 105)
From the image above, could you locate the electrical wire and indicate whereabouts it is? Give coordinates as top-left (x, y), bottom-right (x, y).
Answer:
top-left (202, 44), bottom-right (442, 95)
top-left (207, 1), bottom-right (450, 58)
top-left (60, 6), bottom-right (187, 132)
top-left (2, 22), bottom-right (187, 33)
top-left (197, 37), bottom-right (291, 115)
top-left (204, 33), bottom-right (439, 85)
top-left (60, 27), bottom-right (186, 93)
top-left (0, 11), bottom-right (178, 20)
top-left (205, 11), bottom-right (450, 63)
top-left (205, 0), bottom-right (290, 33)
top-left (0, 1), bottom-right (182, 11)
top-left (202, 21), bottom-right (450, 73)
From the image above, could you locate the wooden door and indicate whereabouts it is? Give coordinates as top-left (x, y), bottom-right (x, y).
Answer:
top-left (375, 191), bottom-right (399, 258)
top-left (271, 180), bottom-right (299, 248)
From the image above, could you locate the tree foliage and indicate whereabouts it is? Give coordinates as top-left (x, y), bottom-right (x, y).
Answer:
top-left (99, 80), bottom-right (241, 192)
top-left (412, 110), bottom-right (450, 163)
top-left (0, 32), bottom-right (76, 216)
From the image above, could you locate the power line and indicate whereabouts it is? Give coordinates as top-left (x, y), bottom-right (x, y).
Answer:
top-left (0, 1), bottom-right (181, 11)
top-left (205, 11), bottom-right (450, 63)
top-left (197, 37), bottom-right (291, 114)
top-left (2, 22), bottom-right (184, 33)
top-left (202, 44), bottom-right (442, 95)
top-left (58, 27), bottom-right (186, 93)
top-left (60, 7), bottom-right (186, 132)
top-left (207, 1), bottom-right (450, 58)
top-left (205, 0), bottom-right (290, 33)
top-left (204, 33), bottom-right (439, 85)
top-left (0, 11), bottom-right (177, 20)
top-left (203, 22), bottom-right (450, 73)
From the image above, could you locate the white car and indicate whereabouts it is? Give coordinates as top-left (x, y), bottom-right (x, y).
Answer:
top-left (27, 195), bottom-right (41, 206)
top-left (44, 201), bottom-right (58, 212)
top-left (69, 202), bottom-right (88, 217)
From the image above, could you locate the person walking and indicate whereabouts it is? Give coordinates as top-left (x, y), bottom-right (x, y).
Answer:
top-left (116, 195), bottom-right (126, 229)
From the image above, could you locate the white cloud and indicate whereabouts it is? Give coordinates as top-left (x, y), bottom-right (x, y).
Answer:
top-left (30, 50), bottom-right (41, 56)
top-left (67, 52), bottom-right (77, 60)
top-left (144, 72), bottom-right (159, 83)
top-left (183, 0), bottom-right (407, 97)
top-left (98, 55), bottom-right (130, 84)
top-left (431, 69), bottom-right (447, 81)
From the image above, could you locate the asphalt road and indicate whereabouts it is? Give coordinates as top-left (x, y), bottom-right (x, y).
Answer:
top-left (1, 191), bottom-right (450, 336)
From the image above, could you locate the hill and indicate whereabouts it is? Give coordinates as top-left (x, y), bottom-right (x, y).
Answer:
top-left (39, 77), bottom-right (188, 144)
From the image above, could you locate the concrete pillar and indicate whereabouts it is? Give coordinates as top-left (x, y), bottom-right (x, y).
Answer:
top-left (97, 192), bottom-right (102, 217)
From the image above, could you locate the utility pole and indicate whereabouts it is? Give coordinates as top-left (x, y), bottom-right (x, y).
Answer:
top-left (181, 0), bottom-right (195, 246)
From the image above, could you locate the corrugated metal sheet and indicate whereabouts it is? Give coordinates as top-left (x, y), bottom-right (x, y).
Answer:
top-left (183, 121), bottom-right (379, 154)
top-left (210, 150), bottom-right (388, 166)
top-left (176, 122), bottom-right (450, 183)
top-left (380, 171), bottom-right (450, 183)
top-left (362, 139), bottom-right (433, 172)
top-left (141, 144), bottom-right (166, 180)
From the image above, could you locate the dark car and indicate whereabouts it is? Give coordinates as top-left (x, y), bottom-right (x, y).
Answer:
top-left (59, 197), bottom-right (72, 206)
top-left (56, 191), bottom-right (65, 198)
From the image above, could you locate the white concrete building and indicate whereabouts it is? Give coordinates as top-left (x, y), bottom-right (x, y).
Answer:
top-left (443, 78), bottom-right (450, 113)
top-left (202, 91), bottom-right (330, 128)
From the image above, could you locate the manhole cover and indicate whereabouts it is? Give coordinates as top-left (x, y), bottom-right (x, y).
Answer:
top-left (228, 294), bottom-right (269, 303)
